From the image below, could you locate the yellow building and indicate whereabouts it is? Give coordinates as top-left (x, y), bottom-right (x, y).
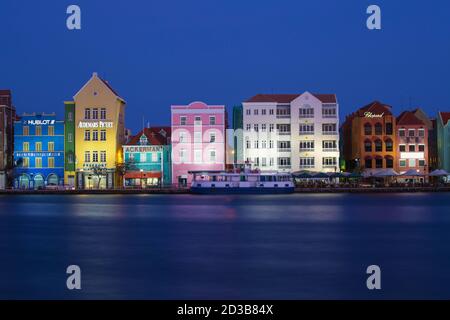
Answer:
top-left (73, 72), bottom-right (126, 189)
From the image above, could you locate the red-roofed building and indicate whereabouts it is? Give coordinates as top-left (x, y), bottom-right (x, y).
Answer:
top-left (396, 111), bottom-right (429, 177)
top-left (242, 92), bottom-right (340, 172)
top-left (341, 101), bottom-right (396, 172)
top-left (437, 112), bottom-right (450, 172)
top-left (122, 127), bottom-right (172, 187)
top-left (0, 89), bottom-right (16, 189)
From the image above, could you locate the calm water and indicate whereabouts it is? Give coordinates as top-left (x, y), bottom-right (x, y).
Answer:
top-left (1, 193), bottom-right (450, 299)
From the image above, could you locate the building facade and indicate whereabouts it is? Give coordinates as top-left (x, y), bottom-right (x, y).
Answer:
top-left (64, 101), bottom-right (76, 188)
top-left (123, 127), bottom-right (172, 187)
top-left (242, 92), bottom-right (340, 172)
top-left (437, 112), bottom-right (450, 172)
top-left (412, 108), bottom-right (437, 171)
top-left (13, 113), bottom-right (64, 189)
top-left (341, 101), bottom-right (396, 172)
top-left (171, 101), bottom-right (226, 186)
top-left (232, 105), bottom-right (244, 166)
top-left (73, 72), bottom-right (126, 189)
top-left (396, 111), bottom-right (428, 175)
top-left (0, 90), bottom-right (16, 189)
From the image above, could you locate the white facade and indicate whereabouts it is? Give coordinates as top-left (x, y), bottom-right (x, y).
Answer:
top-left (242, 92), bottom-right (340, 172)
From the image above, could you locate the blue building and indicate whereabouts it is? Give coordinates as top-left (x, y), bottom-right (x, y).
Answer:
top-left (122, 127), bottom-right (171, 187)
top-left (13, 113), bottom-right (65, 189)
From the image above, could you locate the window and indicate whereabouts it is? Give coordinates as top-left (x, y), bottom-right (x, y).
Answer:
top-left (269, 140), bottom-right (274, 148)
top-left (92, 151), bottom-right (98, 163)
top-left (299, 105), bottom-right (314, 118)
top-left (300, 141), bottom-right (314, 151)
top-left (48, 157), bottom-right (54, 168)
top-left (254, 140), bottom-right (259, 149)
top-left (418, 129), bottom-right (425, 137)
top-left (276, 124), bottom-right (290, 134)
top-left (246, 109), bottom-right (251, 115)
top-left (68, 133), bottom-right (73, 143)
top-left (100, 108), bottom-right (106, 120)
top-left (399, 129), bottom-right (405, 137)
top-left (151, 152), bottom-right (158, 162)
top-left (278, 141), bottom-right (291, 150)
top-left (68, 154), bottom-right (74, 164)
top-left (23, 142), bottom-right (29, 151)
top-left (48, 126), bottom-right (54, 136)
top-left (269, 124), bottom-right (274, 132)
top-left (85, 151), bottom-right (90, 162)
top-left (179, 131), bottom-right (187, 143)
top-left (246, 124), bottom-right (251, 131)
top-left (35, 142), bottom-right (42, 152)
top-left (261, 124), bottom-right (266, 131)
top-left (322, 106), bottom-right (337, 118)
top-left (209, 150), bottom-right (216, 162)
top-left (23, 157), bottom-right (30, 168)
top-left (409, 159), bottom-right (416, 167)
top-left (364, 140), bottom-right (372, 152)
top-left (254, 157), bottom-right (260, 167)
top-left (140, 153), bottom-right (146, 163)
top-left (48, 142), bottom-right (54, 152)
top-left (323, 140), bottom-right (337, 151)
top-left (180, 149), bottom-right (187, 163)
top-left (278, 157), bottom-right (291, 166)
top-left (194, 116), bottom-right (201, 125)
top-left (209, 116), bottom-right (216, 125)
top-left (23, 126), bottom-right (29, 136)
top-left (93, 130), bottom-right (98, 141)
top-left (269, 157), bottom-right (274, 166)
top-left (385, 139), bottom-right (393, 152)
top-left (194, 149), bottom-right (202, 163)
top-left (299, 157), bottom-right (314, 168)
top-left (100, 130), bottom-right (106, 141)
top-left (101, 151), bottom-right (106, 163)
top-left (408, 129), bottom-right (415, 137)
top-left (322, 123), bottom-right (337, 134)
top-left (276, 107), bottom-right (290, 117)
top-left (35, 126), bottom-right (42, 136)
top-left (374, 123), bottom-right (383, 135)
top-left (364, 123), bottom-right (372, 135)
top-left (375, 140), bottom-right (382, 152)
top-left (92, 108), bottom-right (98, 120)
top-left (253, 124), bottom-right (258, 132)
top-left (68, 112), bottom-right (73, 121)
top-left (254, 109), bottom-right (258, 115)
top-left (84, 130), bottom-right (91, 141)
top-left (262, 109), bottom-right (266, 115)
top-left (386, 123), bottom-right (393, 135)
top-left (299, 124), bottom-right (314, 134)
top-left (180, 116), bottom-right (187, 125)
top-left (139, 135), bottom-right (148, 145)
top-left (409, 145), bottom-right (416, 152)
top-left (418, 144), bottom-right (425, 152)
top-left (365, 158), bottom-right (372, 169)
top-left (246, 139), bottom-right (250, 149)
top-left (399, 160), bottom-right (406, 167)
top-left (209, 132), bottom-right (216, 143)
top-left (323, 157), bottom-right (337, 167)
top-left (419, 159), bottom-right (426, 166)
top-left (399, 145), bottom-right (406, 152)
top-left (262, 157), bottom-right (267, 167)
top-left (85, 108), bottom-right (91, 120)
top-left (375, 158), bottom-right (383, 168)
top-left (269, 109), bottom-right (274, 115)
top-left (194, 132), bottom-right (202, 143)
top-left (386, 157), bottom-right (394, 168)
top-left (35, 157), bottom-right (42, 168)
top-left (261, 140), bottom-right (267, 148)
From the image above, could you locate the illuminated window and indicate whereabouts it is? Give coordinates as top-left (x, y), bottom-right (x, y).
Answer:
top-left (35, 142), bottom-right (42, 152)
top-left (180, 116), bottom-right (187, 125)
top-left (100, 151), bottom-right (106, 163)
top-left (152, 152), bottom-right (158, 162)
top-left (23, 157), bottom-right (29, 168)
top-left (194, 149), bottom-right (202, 163)
top-left (209, 149), bottom-right (216, 162)
top-left (85, 108), bottom-right (91, 120)
top-left (35, 126), bottom-right (42, 136)
top-left (209, 132), bottom-right (216, 143)
top-left (93, 151), bottom-right (98, 162)
top-left (48, 157), bottom-right (55, 168)
top-left (85, 151), bottom-right (90, 162)
top-left (23, 142), bottom-right (29, 151)
top-left (23, 126), bottom-right (29, 136)
top-left (93, 130), bottom-right (98, 141)
top-left (68, 133), bottom-right (73, 142)
top-left (48, 126), bottom-right (54, 136)
top-left (100, 108), bottom-right (106, 120)
top-left (209, 116), bottom-right (216, 125)
top-left (92, 108), bottom-right (99, 120)
top-left (84, 130), bottom-right (90, 141)
top-left (100, 130), bottom-right (106, 141)
top-left (35, 157), bottom-right (42, 168)
top-left (48, 142), bottom-right (54, 152)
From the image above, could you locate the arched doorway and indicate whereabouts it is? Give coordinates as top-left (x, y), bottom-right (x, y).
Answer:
top-left (47, 174), bottom-right (59, 186)
top-left (18, 174), bottom-right (30, 189)
top-left (34, 174), bottom-right (45, 190)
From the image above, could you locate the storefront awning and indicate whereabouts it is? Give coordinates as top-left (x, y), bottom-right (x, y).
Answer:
top-left (124, 171), bottom-right (161, 179)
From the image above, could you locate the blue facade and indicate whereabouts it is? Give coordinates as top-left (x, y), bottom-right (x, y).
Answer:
top-left (13, 113), bottom-right (65, 189)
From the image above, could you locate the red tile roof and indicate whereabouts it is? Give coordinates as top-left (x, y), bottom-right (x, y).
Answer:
top-left (397, 111), bottom-right (424, 125)
top-left (440, 112), bottom-right (450, 125)
top-left (245, 93), bottom-right (336, 103)
top-left (127, 127), bottom-right (171, 146)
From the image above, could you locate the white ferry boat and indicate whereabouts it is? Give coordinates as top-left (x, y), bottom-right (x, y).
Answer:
top-left (189, 170), bottom-right (295, 194)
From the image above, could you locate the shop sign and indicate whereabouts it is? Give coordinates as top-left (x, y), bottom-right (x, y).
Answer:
top-left (364, 112), bottom-right (384, 118)
top-left (78, 121), bottom-right (113, 128)
top-left (123, 146), bottom-right (162, 153)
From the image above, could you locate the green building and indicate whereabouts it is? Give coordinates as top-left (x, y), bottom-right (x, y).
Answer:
top-left (232, 105), bottom-right (243, 165)
top-left (64, 101), bottom-right (76, 187)
top-left (437, 112), bottom-right (450, 172)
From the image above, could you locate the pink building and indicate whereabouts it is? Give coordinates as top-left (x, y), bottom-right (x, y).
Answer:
top-left (171, 101), bottom-right (226, 186)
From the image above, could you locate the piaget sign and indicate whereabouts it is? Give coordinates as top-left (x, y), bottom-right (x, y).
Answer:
top-left (78, 121), bottom-right (113, 128)
top-left (364, 112), bottom-right (384, 118)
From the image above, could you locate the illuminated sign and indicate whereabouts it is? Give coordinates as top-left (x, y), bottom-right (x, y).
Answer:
top-left (364, 112), bottom-right (384, 118)
top-left (400, 152), bottom-right (425, 160)
top-left (78, 121), bottom-right (113, 128)
top-left (24, 119), bottom-right (55, 125)
top-left (123, 146), bottom-right (162, 153)
top-left (15, 152), bottom-right (62, 157)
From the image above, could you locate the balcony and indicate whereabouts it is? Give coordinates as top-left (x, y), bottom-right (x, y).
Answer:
top-left (299, 131), bottom-right (314, 135)
top-left (322, 148), bottom-right (338, 152)
top-left (322, 131), bottom-right (338, 135)
top-left (277, 131), bottom-right (291, 136)
top-left (299, 148), bottom-right (314, 152)
top-left (277, 148), bottom-right (291, 153)
top-left (278, 165), bottom-right (292, 169)
top-left (299, 164), bottom-right (315, 169)
top-left (276, 115), bottom-right (291, 119)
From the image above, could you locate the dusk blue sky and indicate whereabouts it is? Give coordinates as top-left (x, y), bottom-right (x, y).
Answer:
top-left (1, 0), bottom-right (449, 131)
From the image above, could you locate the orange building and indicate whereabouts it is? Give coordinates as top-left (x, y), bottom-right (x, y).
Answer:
top-left (341, 101), bottom-right (396, 172)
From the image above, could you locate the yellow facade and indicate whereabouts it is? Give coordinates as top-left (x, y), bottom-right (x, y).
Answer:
top-left (73, 72), bottom-right (126, 189)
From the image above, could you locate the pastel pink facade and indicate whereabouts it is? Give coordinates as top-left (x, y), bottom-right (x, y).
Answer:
top-left (171, 101), bottom-right (226, 186)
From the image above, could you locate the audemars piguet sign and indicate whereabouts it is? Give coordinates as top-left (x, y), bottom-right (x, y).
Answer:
top-left (78, 121), bottom-right (113, 128)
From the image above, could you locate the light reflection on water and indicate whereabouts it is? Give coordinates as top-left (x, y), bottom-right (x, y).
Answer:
top-left (1, 193), bottom-right (450, 299)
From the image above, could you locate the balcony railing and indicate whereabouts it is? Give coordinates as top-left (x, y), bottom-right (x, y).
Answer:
top-left (278, 165), bottom-right (292, 169)
top-left (278, 132), bottom-right (291, 135)
top-left (322, 148), bottom-right (338, 152)
top-left (277, 148), bottom-right (291, 152)
top-left (299, 148), bottom-right (314, 152)
top-left (299, 164), bottom-right (315, 169)
top-left (322, 131), bottom-right (338, 135)
top-left (299, 131), bottom-right (314, 135)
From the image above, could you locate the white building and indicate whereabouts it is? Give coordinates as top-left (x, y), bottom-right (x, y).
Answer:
top-left (242, 92), bottom-right (340, 172)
